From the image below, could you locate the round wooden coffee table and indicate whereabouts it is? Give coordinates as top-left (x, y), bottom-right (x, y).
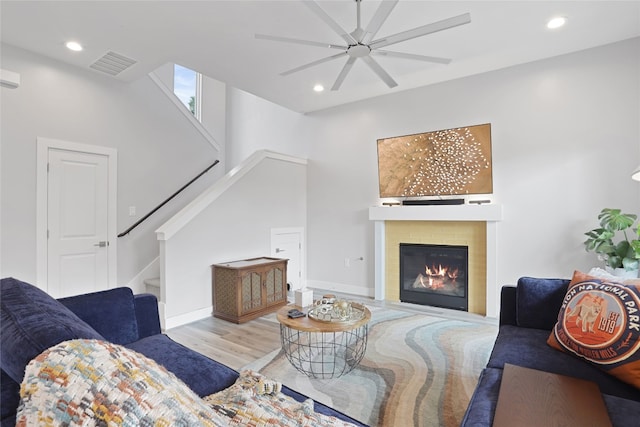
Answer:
top-left (276, 304), bottom-right (371, 379)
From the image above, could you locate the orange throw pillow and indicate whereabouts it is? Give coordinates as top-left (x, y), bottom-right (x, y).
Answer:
top-left (547, 270), bottom-right (640, 389)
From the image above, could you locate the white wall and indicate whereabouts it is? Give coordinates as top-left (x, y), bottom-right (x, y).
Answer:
top-left (0, 44), bottom-right (222, 290)
top-left (159, 154), bottom-right (306, 325)
top-left (154, 62), bottom-right (227, 158)
top-left (303, 38), bottom-right (640, 294)
top-left (202, 78), bottom-right (227, 162)
top-left (226, 87), bottom-right (311, 170)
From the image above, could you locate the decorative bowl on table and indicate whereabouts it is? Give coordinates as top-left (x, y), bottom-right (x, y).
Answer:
top-left (307, 299), bottom-right (366, 323)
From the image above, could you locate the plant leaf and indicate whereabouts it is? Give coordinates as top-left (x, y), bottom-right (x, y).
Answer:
top-left (599, 208), bottom-right (637, 231)
top-left (631, 240), bottom-right (640, 259)
top-left (623, 258), bottom-right (639, 271)
top-left (615, 241), bottom-right (631, 257)
top-left (608, 255), bottom-right (622, 269)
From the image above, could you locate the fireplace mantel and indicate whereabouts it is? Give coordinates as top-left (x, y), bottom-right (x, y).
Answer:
top-left (369, 204), bottom-right (503, 222)
top-left (369, 204), bottom-right (503, 318)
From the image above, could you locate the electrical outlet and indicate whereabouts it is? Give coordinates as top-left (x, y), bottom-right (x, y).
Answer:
top-left (344, 258), bottom-right (350, 267)
top-left (128, 206), bottom-right (136, 216)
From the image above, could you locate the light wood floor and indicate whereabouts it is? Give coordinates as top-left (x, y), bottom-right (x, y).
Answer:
top-left (166, 291), bottom-right (497, 371)
top-left (166, 312), bottom-right (282, 371)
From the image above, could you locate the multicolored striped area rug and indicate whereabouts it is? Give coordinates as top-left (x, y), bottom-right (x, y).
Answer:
top-left (242, 307), bottom-right (498, 427)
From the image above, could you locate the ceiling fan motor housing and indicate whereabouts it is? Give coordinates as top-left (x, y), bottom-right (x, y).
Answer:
top-left (347, 44), bottom-right (371, 58)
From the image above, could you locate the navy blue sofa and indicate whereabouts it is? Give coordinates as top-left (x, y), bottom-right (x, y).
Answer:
top-left (461, 277), bottom-right (640, 426)
top-left (0, 277), bottom-right (365, 426)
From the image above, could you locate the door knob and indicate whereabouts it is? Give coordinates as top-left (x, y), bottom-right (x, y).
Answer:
top-left (275, 248), bottom-right (285, 253)
top-left (94, 241), bottom-right (108, 247)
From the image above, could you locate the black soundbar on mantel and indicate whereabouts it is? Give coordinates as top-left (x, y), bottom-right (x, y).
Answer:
top-left (402, 199), bottom-right (465, 206)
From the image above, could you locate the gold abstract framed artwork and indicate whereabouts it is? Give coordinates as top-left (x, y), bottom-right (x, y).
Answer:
top-left (377, 123), bottom-right (493, 198)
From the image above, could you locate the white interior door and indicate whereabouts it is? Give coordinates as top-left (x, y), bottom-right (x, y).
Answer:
top-left (37, 139), bottom-right (117, 298)
top-left (271, 228), bottom-right (304, 292)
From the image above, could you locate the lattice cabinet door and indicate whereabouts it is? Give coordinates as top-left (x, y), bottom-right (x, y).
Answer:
top-left (212, 257), bottom-right (288, 324)
top-left (264, 264), bottom-right (286, 307)
top-left (241, 271), bottom-right (263, 313)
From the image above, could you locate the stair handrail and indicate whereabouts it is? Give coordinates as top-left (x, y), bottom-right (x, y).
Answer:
top-left (118, 159), bottom-right (220, 237)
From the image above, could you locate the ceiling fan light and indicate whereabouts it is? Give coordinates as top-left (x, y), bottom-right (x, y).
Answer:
top-left (547, 16), bottom-right (567, 29)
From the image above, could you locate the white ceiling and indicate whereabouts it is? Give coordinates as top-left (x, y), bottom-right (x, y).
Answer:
top-left (1, 1), bottom-right (639, 113)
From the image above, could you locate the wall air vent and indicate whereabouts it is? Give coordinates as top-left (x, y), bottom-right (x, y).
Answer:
top-left (90, 51), bottom-right (137, 76)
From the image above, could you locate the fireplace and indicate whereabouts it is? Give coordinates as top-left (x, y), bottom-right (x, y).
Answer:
top-left (399, 243), bottom-right (468, 311)
top-left (369, 205), bottom-right (503, 316)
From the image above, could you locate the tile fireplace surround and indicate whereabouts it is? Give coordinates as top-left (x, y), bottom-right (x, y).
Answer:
top-left (369, 204), bottom-right (503, 318)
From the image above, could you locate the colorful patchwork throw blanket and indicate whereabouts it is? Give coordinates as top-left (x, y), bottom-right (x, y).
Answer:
top-left (17, 339), bottom-right (357, 426)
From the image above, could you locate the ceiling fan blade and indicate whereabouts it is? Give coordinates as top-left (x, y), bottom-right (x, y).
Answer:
top-left (370, 13), bottom-right (471, 49)
top-left (331, 57), bottom-right (357, 91)
top-left (280, 51), bottom-right (347, 76)
top-left (361, 0), bottom-right (399, 44)
top-left (303, 1), bottom-right (358, 45)
top-left (255, 34), bottom-right (346, 50)
top-left (361, 55), bottom-right (397, 88)
top-left (373, 49), bottom-right (451, 64)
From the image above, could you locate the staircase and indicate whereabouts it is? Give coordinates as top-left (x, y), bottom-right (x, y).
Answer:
top-left (129, 64), bottom-right (223, 298)
top-left (144, 277), bottom-right (161, 299)
top-left (154, 150), bottom-right (308, 329)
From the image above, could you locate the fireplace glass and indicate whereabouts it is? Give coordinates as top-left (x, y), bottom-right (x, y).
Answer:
top-left (399, 243), bottom-right (468, 311)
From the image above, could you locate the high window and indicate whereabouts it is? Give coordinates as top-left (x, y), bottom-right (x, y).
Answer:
top-left (173, 64), bottom-right (202, 121)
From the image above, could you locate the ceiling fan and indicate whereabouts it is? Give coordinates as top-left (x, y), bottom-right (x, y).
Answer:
top-left (256, 0), bottom-right (471, 91)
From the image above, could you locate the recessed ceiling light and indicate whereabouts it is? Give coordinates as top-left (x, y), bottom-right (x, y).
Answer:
top-left (547, 16), bottom-right (567, 29)
top-left (313, 84), bottom-right (324, 92)
top-left (65, 41), bottom-right (83, 52)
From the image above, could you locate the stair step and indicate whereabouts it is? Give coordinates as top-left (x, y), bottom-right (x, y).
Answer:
top-left (143, 277), bottom-right (160, 299)
top-left (144, 277), bottom-right (160, 288)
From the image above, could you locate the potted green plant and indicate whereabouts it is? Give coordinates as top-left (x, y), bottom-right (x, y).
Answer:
top-left (584, 208), bottom-right (640, 277)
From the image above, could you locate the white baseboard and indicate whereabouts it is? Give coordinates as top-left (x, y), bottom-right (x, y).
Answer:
top-left (306, 280), bottom-right (374, 298)
top-left (164, 305), bottom-right (213, 330)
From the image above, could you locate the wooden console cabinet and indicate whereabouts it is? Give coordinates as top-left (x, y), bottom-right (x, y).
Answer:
top-left (212, 257), bottom-right (288, 324)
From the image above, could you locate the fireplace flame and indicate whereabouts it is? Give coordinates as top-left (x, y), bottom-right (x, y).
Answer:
top-left (425, 265), bottom-right (447, 277)
top-left (416, 264), bottom-right (458, 290)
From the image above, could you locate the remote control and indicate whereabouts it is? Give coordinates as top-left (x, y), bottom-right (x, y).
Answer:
top-left (288, 309), bottom-right (306, 318)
